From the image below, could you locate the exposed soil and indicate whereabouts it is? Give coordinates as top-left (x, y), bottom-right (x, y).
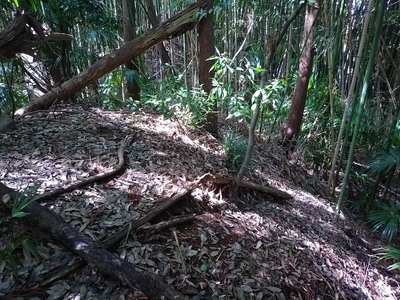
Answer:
top-left (0, 105), bottom-right (399, 299)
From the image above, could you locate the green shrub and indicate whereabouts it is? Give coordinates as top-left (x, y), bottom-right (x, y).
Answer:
top-left (377, 246), bottom-right (400, 270)
top-left (368, 201), bottom-right (400, 241)
top-left (141, 74), bottom-right (213, 127)
top-left (348, 193), bottom-right (370, 213)
top-left (222, 129), bottom-right (248, 171)
top-left (0, 185), bottom-right (44, 271)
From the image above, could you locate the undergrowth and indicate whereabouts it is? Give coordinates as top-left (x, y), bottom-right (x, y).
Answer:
top-left (221, 129), bottom-right (247, 172)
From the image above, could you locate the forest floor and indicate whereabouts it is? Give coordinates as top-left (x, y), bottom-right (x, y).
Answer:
top-left (0, 105), bottom-right (399, 299)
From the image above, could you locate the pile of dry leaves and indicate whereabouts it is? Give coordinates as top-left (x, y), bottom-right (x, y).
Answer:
top-left (0, 105), bottom-right (399, 299)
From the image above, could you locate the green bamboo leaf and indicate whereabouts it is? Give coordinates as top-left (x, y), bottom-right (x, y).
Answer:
top-left (252, 67), bottom-right (266, 72)
top-left (377, 247), bottom-right (400, 270)
top-left (11, 211), bottom-right (27, 218)
top-left (22, 238), bottom-right (38, 257)
top-left (7, 254), bottom-right (17, 272)
top-left (368, 202), bottom-right (400, 241)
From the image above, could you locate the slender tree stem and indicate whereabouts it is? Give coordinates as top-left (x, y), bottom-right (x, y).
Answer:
top-left (337, 0), bottom-right (386, 211)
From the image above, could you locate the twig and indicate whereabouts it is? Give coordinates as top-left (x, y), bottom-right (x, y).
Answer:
top-left (199, 173), bottom-right (292, 199)
top-left (138, 215), bottom-right (197, 235)
top-left (40, 134), bottom-right (134, 201)
top-left (173, 230), bottom-right (187, 274)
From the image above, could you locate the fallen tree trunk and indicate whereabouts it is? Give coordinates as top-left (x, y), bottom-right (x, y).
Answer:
top-left (0, 12), bottom-right (73, 61)
top-left (0, 182), bottom-right (186, 299)
top-left (40, 188), bottom-right (197, 288)
top-left (16, 0), bottom-right (207, 116)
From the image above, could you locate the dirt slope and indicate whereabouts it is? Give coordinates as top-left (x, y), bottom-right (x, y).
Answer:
top-left (0, 106), bottom-right (399, 299)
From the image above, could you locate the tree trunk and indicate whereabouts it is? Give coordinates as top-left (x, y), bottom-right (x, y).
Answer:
top-left (281, 1), bottom-right (319, 152)
top-left (123, 0), bottom-right (141, 100)
top-left (235, 3), bottom-right (305, 185)
top-left (198, 0), bottom-right (217, 135)
top-left (235, 4), bottom-right (304, 186)
top-left (143, 0), bottom-right (171, 67)
top-left (15, 0), bottom-right (207, 116)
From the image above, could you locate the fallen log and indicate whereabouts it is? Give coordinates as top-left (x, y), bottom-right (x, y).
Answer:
top-left (16, 0), bottom-right (207, 116)
top-left (240, 179), bottom-right (292, 199)
top-left (40, 189), bottom-right (197, 287)
top-left (199, 173), bottom-right (292, 200)
top-left (0, 13), bottom-right (73, 61)
top-left (0, 182), bottom-right (187, 299)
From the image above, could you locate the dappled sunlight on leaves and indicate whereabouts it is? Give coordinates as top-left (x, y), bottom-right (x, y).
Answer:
top-left (0, 106), bottom-right (398, 299)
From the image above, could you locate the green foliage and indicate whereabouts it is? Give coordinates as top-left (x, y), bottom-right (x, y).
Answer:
top-left (222, 129), bottom-right (248, 171)
top-left (348, 192), bottom-right (370, 213)
top-left (33, 0), bottom-right (120, 80)
top-left (97, 70), bottom-right (124, 109)
top-left (8, 0), bottom-right (42, 11)
top-left (0, 236), bottom-right (38, 272)
top-left (259, 79), bottom-right (288, 131)
top-left (183, 87), bottom-right (214, 127)
top-left (0, 184), bottom-right (46, 224)
top-left (0, 185), bottom-right (44, 272)
top-left (346, 171), bottom-right (371, 212)
top-left (368, 201), bottom-right (400, 241)
top-left (368, 149), bottom-right (400, 175)
top-left (12, 184), bottom-right (47, 218)
top-left (300, 76), bottom-right (344, 176)
top-left (93, 66), bottom-right (147, 110)
top-left (209, 49), bottom-right (252, 122)
top-left (0, 59), bottom-right (31, 113)
top-left (125, 69), bottom-right (146, 91)
top-left (141, 73), bottom-right (213, 127)
top-left (390, 126), bottom-right (400, 149)
top-left (366, 150), bottom-right (399, 202)
top-left (377, 246), bottom-right (400, 270)
top-left (357, 114), bottom-right (387, 153)
top-left (209, 49), bottom-right (287, 125)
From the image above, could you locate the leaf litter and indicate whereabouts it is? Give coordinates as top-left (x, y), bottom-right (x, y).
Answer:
top-left (0, 105), bottom-right (399, 299)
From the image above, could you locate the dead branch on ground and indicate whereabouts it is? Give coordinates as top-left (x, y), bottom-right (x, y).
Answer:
top-left (41, 134), bottom-right (134, 201)
top-left (0, 181), bottom-right (187, 299)
top-left (199, 173), bottom-right (292, 200)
